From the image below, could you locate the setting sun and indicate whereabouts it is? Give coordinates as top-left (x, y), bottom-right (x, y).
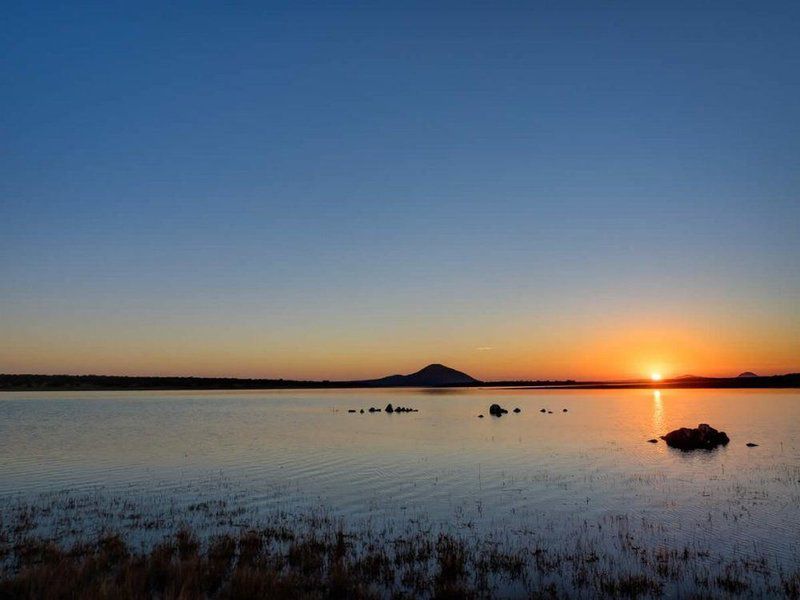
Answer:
top-left (650, 372), bottom-right (662, 382)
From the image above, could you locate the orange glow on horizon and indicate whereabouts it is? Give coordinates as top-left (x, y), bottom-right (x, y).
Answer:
top-left (0, 309), bottom-right (797, 381)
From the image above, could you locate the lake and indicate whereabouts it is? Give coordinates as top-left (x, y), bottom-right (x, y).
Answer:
top-left (1, 387), bottom-right (799, 595)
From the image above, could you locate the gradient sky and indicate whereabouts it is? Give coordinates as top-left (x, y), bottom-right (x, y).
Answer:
top-left (2, 2), bottom-right (799, 381)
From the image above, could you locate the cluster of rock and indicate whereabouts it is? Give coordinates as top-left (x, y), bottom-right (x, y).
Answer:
top-left (481, 404), bottom-right (569, 418)
top-left (660, 423), bottom-right (730, 450)
top-left (348, 404), bottom-right (418, 414)
top-left (385, 403), bottom-right (417, 413)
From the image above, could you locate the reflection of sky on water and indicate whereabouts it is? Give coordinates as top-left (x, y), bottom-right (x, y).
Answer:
top-left (1, 388), bottom-right (799, 569)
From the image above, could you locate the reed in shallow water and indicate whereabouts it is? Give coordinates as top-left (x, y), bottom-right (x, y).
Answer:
top-left (2, 506), bottom-right (799, 599)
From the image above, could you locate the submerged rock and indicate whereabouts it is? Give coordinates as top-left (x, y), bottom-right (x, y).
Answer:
top-left (489, 403), bottom-right (508, 417)
top-left (661, 424), bottom-right (730, 450)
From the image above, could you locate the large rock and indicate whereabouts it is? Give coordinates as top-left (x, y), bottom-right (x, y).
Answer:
top-left (489, 403), bottom-right (508, 417)
top-left (661, 424), bottom-right (730, 450)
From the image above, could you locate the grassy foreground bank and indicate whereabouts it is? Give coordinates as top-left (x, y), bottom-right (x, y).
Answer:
top-left (2, 513), bottom-right (800, 599)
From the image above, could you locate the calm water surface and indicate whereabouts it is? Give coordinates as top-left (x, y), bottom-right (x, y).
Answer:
top-left (1, 388), bottom-right (799, 568)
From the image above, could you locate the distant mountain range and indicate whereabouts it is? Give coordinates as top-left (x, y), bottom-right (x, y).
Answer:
top-left (1, 365), bottom-right (799, 391)
top-left (0, 364), bottom-right (483, 391)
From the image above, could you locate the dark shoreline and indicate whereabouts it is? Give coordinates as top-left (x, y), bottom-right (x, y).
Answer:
top-left (1, 372), bottom-right (798, 392)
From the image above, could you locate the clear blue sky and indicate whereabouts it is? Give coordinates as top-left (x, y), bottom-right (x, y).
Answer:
top-left (2, 2), bottom-right (798, 379)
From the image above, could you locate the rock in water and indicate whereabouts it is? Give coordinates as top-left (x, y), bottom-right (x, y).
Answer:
top-left (647, 439), bottom-right (658, 444)
top-left (489, 403), bottom-right (508, 417)
top-left (385, 403), bottom-right (394, 413)
top-left (746, 442), bottom-right (759, 447)
top-left (661, 424), bottom-right (730, 450)
top-left (513, 408), bottom-right (521, 413)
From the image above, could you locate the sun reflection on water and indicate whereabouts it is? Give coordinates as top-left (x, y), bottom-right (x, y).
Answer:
top-left (652, 389), bottom-right (664, 434)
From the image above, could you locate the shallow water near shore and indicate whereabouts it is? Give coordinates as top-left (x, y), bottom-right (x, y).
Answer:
top-left (1, 388), bottom-right (799, 594)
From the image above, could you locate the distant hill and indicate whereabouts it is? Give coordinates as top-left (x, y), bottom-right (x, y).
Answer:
top-left (362, 364), bottom-right (480, 387)
top-left (737, 371), bottom-right (758, 378)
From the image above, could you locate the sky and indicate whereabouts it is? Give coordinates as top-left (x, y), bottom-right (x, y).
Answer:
top-left (1, 2), bottom-right (799, 381)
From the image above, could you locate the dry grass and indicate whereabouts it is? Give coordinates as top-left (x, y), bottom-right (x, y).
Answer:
top-left (1, 502), bottom-right (799, 598)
